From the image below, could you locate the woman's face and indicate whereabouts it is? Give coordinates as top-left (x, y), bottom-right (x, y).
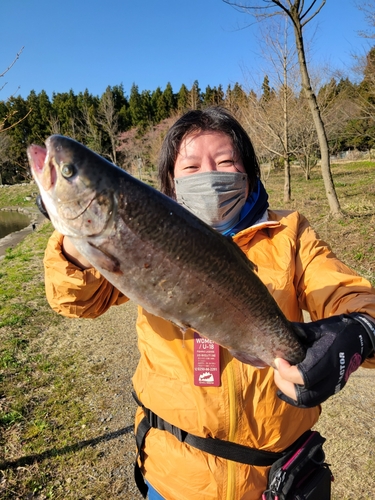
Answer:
top-left (174, 130), bottom-right (246, 179)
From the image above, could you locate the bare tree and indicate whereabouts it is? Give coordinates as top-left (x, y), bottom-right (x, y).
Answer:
top-left (79, 104), bottom-right (104, 155)
top-left (240, 14), bottom-right (315, 200)
top-left (356, 0), bottom-right (375, 38)
top-left (291, 94), bottom-right (319, 179)
top-left (96, 88), bottom-right (119, 164)
top-left (223, 0), bottom-right (341, 216)
top-left (350, 3), bottom-right (375, 146)
top-left (48, 113), bottom-right (61, 135)
top-left (250, 14), bottom-right (298, 201)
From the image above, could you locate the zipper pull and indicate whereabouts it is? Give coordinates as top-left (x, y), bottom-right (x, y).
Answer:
top-left (269, 468), bottom-right (286, 497)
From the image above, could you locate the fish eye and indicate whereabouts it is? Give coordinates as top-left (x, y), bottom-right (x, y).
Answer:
top-left (61, 163), bottom-right (77, 179)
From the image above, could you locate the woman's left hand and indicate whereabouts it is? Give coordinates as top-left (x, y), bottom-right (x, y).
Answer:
top-left (273, 358), bottom-right (303, 402)
top-left (272, 313), bottom-right (375, 408)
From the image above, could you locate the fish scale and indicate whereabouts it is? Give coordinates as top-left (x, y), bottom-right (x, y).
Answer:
top-left (28, 135), bottom-right (305, 368)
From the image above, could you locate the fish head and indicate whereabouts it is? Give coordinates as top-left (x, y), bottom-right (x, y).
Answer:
top-left (28, 135), bottom-right (115, 238)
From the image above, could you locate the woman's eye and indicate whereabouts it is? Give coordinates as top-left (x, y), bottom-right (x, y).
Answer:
top-left (61, 163), bottom-right (77, 179)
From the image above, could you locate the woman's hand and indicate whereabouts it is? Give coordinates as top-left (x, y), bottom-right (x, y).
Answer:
top-left (273, 313), bottom-right (375, 408)
top-left (62, 236), bottom-right (92, 270)
top-left (273, 358), bottom-right (302, 402)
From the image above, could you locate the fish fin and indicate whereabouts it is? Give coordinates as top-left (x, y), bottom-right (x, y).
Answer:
top-left (87, 242), bottom-right (123, 274)
top-left (229, 349), bottom-right (268, 368)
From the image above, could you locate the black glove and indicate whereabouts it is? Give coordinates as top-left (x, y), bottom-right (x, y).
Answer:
top-left (36, 194), bottom-right (50, 220)
top-left (277, 313), bottom-right (375, 408)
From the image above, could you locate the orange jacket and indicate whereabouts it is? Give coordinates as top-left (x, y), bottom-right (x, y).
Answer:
top-left (44, 209), bottom-right (375, 500)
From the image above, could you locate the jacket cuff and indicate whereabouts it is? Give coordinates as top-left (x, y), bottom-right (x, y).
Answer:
top-left (350, 313), bottom-right (375, 358)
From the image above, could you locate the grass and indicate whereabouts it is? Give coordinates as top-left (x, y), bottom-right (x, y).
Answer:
top-left (0, 162), bottom-right (375, 499)
top-left (0, 217), bottom-right (104, 499)
top-left (265, 161), bottom-right (375, 287)
top-left (0, 183), bottom-right (39, 210)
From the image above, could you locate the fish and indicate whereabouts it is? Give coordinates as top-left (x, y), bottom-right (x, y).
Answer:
top-left (27, 135), bottom-right (306, 369)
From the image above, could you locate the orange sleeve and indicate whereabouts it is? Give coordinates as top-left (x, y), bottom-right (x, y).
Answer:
top-left (295, 214), bottom-right (375, 368)
top-left (44, 231), bottom-right (129, 319)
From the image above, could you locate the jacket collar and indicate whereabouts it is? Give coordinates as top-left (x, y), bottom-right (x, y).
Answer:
top-left (232, 210), bottom-right (281, 247)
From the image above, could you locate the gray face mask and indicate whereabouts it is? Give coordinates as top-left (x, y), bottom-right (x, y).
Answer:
top-left (174, 171), bottom-right (248, 232)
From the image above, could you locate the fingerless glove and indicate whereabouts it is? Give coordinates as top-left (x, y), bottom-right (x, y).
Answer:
top-left (277, 313), bottom-right (375, 408)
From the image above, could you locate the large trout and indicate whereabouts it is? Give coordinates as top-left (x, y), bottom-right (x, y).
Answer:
top-left (28, 135), bottom-right (305, 368)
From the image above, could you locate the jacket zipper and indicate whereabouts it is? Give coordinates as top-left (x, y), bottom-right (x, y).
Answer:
top-left (223, 349), bottom-right (237, 500)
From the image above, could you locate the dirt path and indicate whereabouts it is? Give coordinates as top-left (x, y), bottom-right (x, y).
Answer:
top-left (41, 301), bottom-right (143, 499)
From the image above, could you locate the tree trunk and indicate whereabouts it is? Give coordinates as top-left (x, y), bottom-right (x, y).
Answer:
top-left (283, 106), bottom-right (291, 202)
top-left (292, 18), bottom-right (341, 215)
top-left (283, 54), bottom-right (291, 202)
top-left (284, 155), bottom-right (291, 201)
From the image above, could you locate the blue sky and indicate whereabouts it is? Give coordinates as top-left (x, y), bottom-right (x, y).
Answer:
top-left (1, 0), bottom-right (373, 100)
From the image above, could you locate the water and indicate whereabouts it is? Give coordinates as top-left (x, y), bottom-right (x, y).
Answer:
top-left (0, 211), bottom-right (31, 239)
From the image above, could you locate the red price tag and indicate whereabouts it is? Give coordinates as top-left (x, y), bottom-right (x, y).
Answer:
top-left (193, 332), bottom-right (220, 387)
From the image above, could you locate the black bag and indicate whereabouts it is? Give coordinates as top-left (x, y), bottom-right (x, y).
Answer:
top-left (262, 430), bottom-right (333, 500)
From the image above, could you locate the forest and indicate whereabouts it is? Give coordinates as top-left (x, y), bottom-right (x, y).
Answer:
top-left (1, 47), bottom-right (375, 186)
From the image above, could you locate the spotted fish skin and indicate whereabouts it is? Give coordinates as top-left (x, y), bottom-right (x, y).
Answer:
top-left (28, 135), bottom-right (305, 368)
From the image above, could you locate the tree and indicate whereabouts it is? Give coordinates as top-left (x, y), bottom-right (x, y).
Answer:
top-left (345, 47), bottom-right (375, 150)
top-left (261, 75), bottom-right (274, 102)
top-left (0, 132), bottom-right (11, 184)
top-left (223, 0), bottom-right (341, 216)
top-left (4, 95), bottom-right (33, 180)
top-left (202, 85), bottom-right (225, 106)
top-left (51, 90), bottom-right (80, 138)
top-left (177, 84), bottom-right (189, 112)
top-left (151, 87), bottom-right (169, 122)
top-left (225, 82), bottom-right (248, 115)
top-left (291, 93), bottom-right (319, 179)
top-left (241, 13), bottom-right (299, 201)
top-left (163, 82), bottom-right (177, 115)
top-left (356, 1), bottom-right (375, 38)
top-left (189, 80), bottom-right (202, 110)
top-left (26, 90), bottom-right (52, 143)
top-left (128, 83), bottom-right (143, 126)
top-left (97, 86), bottom-right (120, 163)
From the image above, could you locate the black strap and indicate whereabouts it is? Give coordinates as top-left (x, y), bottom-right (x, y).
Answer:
top-left (184, 433), bottom-right (283, 466)
top-left (134, 415), bottom-right (151, 498)
top-left (132, 392), bottom-right (284, 467)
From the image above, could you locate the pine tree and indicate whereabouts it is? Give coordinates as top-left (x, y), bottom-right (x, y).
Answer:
top-left (177, 84), bottom-right (189, 112)
top-left (163, 82), bottom-right (177, 114)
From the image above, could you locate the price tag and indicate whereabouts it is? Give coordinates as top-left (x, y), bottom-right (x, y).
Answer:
top-left (193, 332), bottom-right (220, 387)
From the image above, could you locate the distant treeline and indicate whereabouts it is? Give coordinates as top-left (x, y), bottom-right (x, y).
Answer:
top-left (1, 47), bottom-right (375, 185)
top-left (0, 80), bottom-right (236, 184)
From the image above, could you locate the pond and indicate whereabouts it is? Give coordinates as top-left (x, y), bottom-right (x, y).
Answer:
top-left (0, 211), bottom-right (31, 239)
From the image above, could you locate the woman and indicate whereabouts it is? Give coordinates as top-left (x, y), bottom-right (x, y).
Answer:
top-left (44, 107), bottom-right (375, 499)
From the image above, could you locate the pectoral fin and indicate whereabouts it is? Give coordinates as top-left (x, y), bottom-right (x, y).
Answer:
top-left (87, 242), bottom-right (123, 274)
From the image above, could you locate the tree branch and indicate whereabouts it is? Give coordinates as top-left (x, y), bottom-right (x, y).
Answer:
top-left (0, 108), bottom-right (32, 133)
top-left (300, 0), bottom-right (326, 27)
top-left (0, 47), bottom-right (25, 80)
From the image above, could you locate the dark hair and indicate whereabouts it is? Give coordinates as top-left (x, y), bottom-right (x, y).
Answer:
top-left (158, 106), bottom-right (261, 198)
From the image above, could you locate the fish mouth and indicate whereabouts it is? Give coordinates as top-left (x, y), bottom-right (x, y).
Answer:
top-left (28, 142), bottom-right (113, 234)
top-left (27, 144), bottom-right (57, 191)
top-left (28, 143), bottom-right (92, 221)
